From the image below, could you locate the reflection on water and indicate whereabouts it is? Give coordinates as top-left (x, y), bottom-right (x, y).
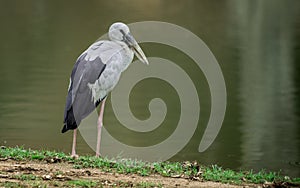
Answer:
top-left (233, 1), bottom-right (299, 174)
top-left (0, 0), bottom-right (299, 177)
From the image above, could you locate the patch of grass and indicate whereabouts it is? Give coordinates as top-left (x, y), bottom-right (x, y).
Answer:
top-left (13, 174), bottom-right (38, 181)
top-left (27, 181), bottom-right (48, 188)
top-left (201, 165), bottom-right (288, 184)
top-left (137, 181), bottom-right (163, 188)
top-left (0, 181), bottom-right (22, 188)
top-left (0, 146), bottom-right (299, 186)
top-left (68, 180), bottom-right (98, 188)
top-left (0, 146), bottom-right (69, 161)
top-left (0, 180), bottom-right (47, 188)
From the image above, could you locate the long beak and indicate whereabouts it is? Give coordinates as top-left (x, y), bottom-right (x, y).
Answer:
top-left (125, 33), bottom-right (149, 65)
top-left (133, 43), bottom-right (149, 65)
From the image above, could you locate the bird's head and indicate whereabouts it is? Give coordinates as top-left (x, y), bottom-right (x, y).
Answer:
top-left (109, 22), bottom-right (149, 65)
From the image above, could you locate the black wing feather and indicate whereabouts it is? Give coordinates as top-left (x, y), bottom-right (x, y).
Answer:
top-left (62, 52), bottom-right (106, 133)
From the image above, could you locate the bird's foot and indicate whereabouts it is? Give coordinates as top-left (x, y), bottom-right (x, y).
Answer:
top-left (71, 154), bottom-right (79, 159)
top-left (95, 152), bottom-right (101, 157)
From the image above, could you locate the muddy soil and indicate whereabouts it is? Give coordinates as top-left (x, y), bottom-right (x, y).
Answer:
top-left (0, 159), bottom-right (260, 187)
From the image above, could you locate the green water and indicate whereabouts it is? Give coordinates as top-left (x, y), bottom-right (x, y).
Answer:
top-left (0, 0), bottom-right (299, 177)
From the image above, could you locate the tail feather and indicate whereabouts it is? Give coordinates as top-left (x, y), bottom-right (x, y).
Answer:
top-left (61, 124), bottom-right (69, 133)
top-left (62, 106), bottom-right (78, 133)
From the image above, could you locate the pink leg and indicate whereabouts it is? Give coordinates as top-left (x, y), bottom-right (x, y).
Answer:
top-left (96, 97), bottom-right (107, 157)
top-left (71, 129), bottom-right (79, 158)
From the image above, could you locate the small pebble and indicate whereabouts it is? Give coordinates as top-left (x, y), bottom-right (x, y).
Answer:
top-left (42, 174), bottom-right (52, 180)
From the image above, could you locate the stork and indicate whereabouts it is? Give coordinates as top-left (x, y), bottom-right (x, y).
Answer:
top-left (61, 22), bottom-right (149, 157)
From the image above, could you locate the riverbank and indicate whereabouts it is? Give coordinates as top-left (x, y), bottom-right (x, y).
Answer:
top-left (0, 147), bottom-right (299, 187)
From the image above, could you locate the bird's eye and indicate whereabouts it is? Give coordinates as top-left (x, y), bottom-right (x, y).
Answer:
top-left (120, 29), bottom-right (126, 36)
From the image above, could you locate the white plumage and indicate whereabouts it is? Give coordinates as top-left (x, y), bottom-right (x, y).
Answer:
top-left (62, 22), bottom-right (148, 157)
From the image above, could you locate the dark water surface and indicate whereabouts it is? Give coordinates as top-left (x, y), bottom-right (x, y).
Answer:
top-left (0, 0), bottom-right (299, 177)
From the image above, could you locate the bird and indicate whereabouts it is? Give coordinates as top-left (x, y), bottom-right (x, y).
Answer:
top-left (61, 22), bottom-right (149, 158)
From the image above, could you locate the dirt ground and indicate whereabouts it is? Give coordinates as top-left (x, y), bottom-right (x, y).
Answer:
top-left (0, 159), bottom-right (260, 188)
